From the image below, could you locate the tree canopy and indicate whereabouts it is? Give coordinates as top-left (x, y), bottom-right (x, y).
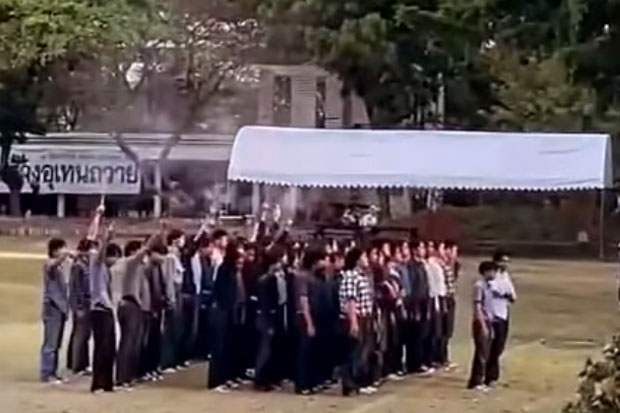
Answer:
top-left (249, 0), bottom-right (620, 132)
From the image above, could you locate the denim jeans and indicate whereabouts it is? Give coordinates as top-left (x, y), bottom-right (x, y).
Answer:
top-left (40, 302), bottom-right (67, 381)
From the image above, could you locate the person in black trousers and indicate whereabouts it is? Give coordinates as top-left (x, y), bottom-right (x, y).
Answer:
top-left (142, 244), bottom-right (168, 380)
top-left (254, 247), bottom-right (284, 391)
top-left (195, 238), bottom-right (215, 360)
top-left (208, 240), bottom-right (244, 393)
top-left (294, 248), bottom-right (326, 395)
top-left (67, 239), bottom-right (93, 376)
top-left (116, 239), bottom-right (153, 388)
top-left (90, 226), bottom-right (121, 393)
top-left (406, 241), bottom-right (431, 374)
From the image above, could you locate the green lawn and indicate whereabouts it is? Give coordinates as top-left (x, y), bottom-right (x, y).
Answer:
top-left (0, 237), bottom-right (617, 413)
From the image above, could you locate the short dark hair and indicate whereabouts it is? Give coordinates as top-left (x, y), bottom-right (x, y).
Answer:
top-left (263, 246), bottom-right (285, 269)
top-left (76, 238), bottom-right (93, 253)
top-left (48, 238), bottom-right (66, 258)
top-left (124, 240), bottom-right (143, 257)
top-left (329, 251), bottom-right (344, 264)
top-left (344, 248), bottom-right (363, 271)
top-left (493, 248), bottom-right (510, 262)
top-left (479, 261), bottom-right (496, 275)
top-left (166, 229), bottom-right (184, 246)
top-left (222, 241), bottom-right (241, 268)
top-left (444, 240), bottom-right (457, 249)
top-left (150, 243), bottom-right (168, 255)
top-left (106, 243), bottom-right (122, 258)
top-left (212, 229), bottom-right (228, 242)
top-left (302, 247), bottom-right (326, 270)
top-left (198, 236), bottom-right (212, 249)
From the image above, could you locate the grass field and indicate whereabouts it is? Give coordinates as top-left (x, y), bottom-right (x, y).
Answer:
top-left (0, 237), bottom-right (618, 413)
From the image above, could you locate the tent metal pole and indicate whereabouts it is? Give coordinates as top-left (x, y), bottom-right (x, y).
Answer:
top-left (599, 188), bottom-right (606, 260)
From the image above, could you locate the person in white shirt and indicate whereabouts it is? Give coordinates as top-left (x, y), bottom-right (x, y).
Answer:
top-left (425, 241), bottom-right (447, 368)
top-left (487, 249), bottom-right (517, 386)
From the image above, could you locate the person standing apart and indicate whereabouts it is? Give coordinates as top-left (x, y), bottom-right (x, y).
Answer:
top-left (90, 225), bottom-right (121, 393)
top-left (487, 249), bottom-right (517, 386)
top-left (40, 238), bottom-right (72, 383)
top-left (467, 261), bottom-right (496, 390)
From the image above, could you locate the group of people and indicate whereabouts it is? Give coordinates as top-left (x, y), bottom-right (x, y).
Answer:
top-left (40, 203), bottom-right (516, 396)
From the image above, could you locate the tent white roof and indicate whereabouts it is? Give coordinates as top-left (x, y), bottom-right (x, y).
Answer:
top-left (228, 126), bottom-right (613, 191)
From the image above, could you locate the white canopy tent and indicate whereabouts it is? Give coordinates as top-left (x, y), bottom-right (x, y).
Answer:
top-left (228, 126), bottom-right (613, 255)
top-left (228, 126), bottom-right (612, 190)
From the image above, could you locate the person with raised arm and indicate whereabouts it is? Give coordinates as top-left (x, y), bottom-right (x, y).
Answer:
top-left (116, 233), bottom-right (159, 389)
top-left (90, 223), bottom-right (122, 393)
top-left (66, 203), bottom-right (105, 376)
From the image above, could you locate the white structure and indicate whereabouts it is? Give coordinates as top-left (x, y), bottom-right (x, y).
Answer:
top-left (229, 127), bottom-right (612, 190)
top-left (228, 126), bottom-right (613, 256)
top-left (1, 133), bottom-right (234, 218)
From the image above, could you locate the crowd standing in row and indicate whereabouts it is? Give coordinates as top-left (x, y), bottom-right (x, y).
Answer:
top-left (40, 204), bottom-right (516, 395)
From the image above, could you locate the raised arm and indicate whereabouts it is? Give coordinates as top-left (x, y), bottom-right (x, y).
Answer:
top-left (93, 223), bottom-right (114, 266)
top-left (86, 202), bottom-right (105, 241)
top-left (46, 250), bottom-right (73, 272)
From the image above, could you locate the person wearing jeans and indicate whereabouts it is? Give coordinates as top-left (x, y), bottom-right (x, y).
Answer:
top-left (40, 238), bottom-right (71, 383)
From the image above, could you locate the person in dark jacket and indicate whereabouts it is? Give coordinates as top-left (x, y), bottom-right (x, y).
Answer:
top-left (208, 241), bottom-right (245, 392)
top-left (142, 244), bottom-right (168, 380)
top-left (254, 247), bottom-right (286, 391)
top-left (67, 238), bottom-right (94, 376)
top-left (407, 241), bottom-right (432, 374)
top-left (294, 247), bottom-right (327, 395)
top-left (195, 237), bottom-right (215, 360)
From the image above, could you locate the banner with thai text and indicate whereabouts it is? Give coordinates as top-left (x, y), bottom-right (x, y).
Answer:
top-left (0, 147), bottom-right (141, 194)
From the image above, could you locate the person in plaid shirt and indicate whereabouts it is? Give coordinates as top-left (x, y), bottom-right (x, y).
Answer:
top-left (439, 241), bottom-right (459, 370)
top-left (339, 248), bottom-right (377, 396)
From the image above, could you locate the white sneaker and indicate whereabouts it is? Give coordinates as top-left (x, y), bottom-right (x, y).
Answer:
top-left (214, 385), bottom-right (231, 394)
top-left (359, 387), bottom-right (374, 395)
top-left (444, 363), bottom-right (458, 371)
top-left (474, 385), bottom-right (490, 393)
top-left (162, 368), bottom-right (177, 374)
top-left (226, 380), bottom-right (240, 389)
top-left (387, 374), bottom-right (404, 382)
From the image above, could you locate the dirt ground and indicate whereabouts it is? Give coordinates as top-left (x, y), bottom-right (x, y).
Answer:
top-left (0, 237), bottom-right (618, 413)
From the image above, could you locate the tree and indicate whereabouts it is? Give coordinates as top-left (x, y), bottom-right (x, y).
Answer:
top-left (564, 334), bottom-right (620, 413)
top-left (249, 0), bottom-right (478, 127)
top-left (103, 0), bottom-right (263, 215)
top-left (0, 0), bottom-right (145, 215)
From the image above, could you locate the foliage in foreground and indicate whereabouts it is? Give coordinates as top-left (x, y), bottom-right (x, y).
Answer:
top-left (564, 334), bottom-right (620, 413)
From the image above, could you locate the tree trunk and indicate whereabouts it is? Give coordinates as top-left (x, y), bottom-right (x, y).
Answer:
top-left (9, 190), bottom-right (21, 217)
